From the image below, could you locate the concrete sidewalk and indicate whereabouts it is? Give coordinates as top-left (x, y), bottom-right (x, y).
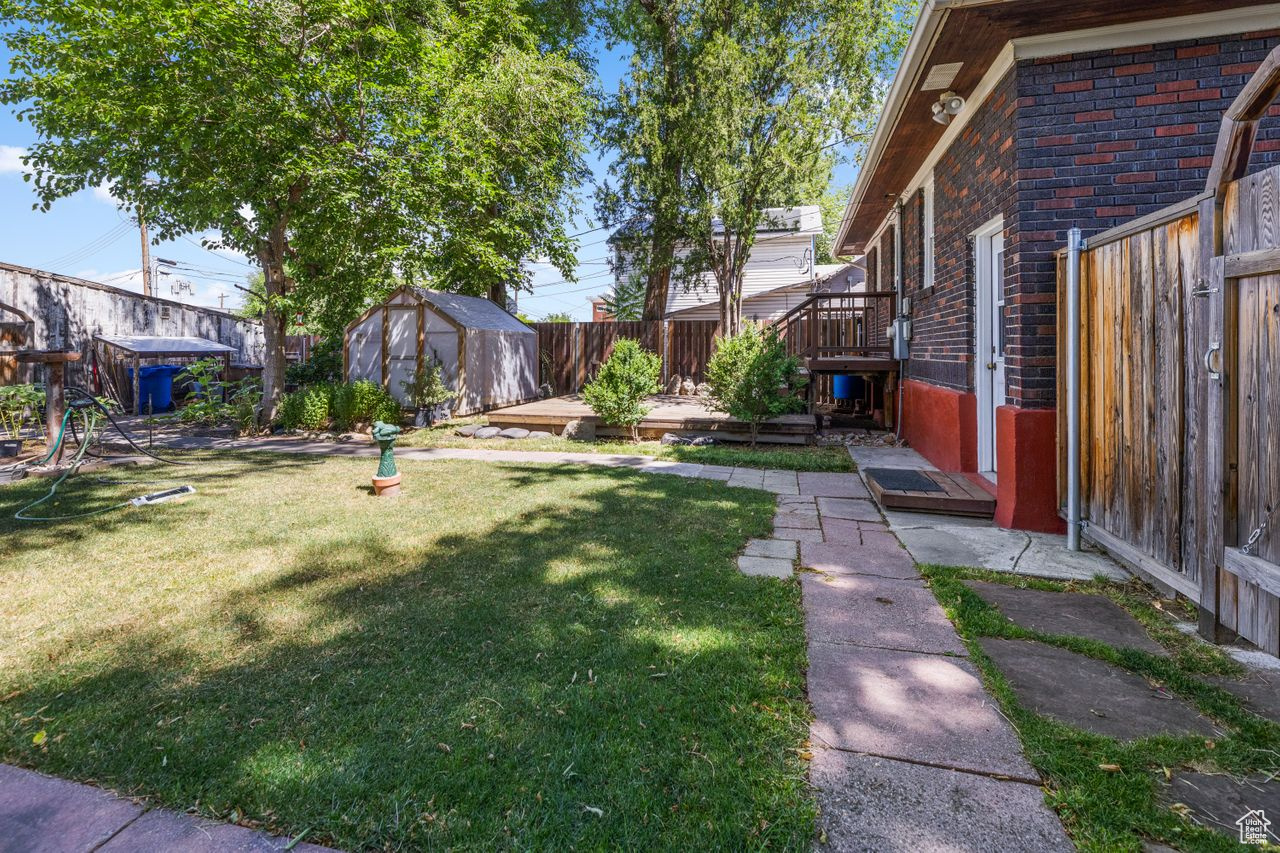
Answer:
top-left (0, 764), bottom-right (331, 852)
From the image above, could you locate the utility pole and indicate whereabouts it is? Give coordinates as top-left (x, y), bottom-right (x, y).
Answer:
top-left (216, 292), bottom-right (227, 310)
top-left (138, 207), bottom-right (153, 297)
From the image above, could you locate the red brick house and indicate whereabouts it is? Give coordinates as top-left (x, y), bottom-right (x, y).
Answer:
top-left (834, 0), bottom-right (1280, 532)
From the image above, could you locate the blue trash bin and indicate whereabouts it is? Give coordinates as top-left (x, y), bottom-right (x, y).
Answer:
top-left (831, 374), bottom-right (858, 401)
top-left (128, 364), bottom-right (183, 414)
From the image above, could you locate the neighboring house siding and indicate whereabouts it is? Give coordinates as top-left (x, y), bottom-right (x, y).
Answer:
top-left (907, 67), bottom-right (1018, 395)
top-left (1012, 28), bottom-right (1280, 408)
top-left (663, 232), bottom-right (818, 316)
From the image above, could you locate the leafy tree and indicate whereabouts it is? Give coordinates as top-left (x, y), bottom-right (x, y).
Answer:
top-left (2, 0), bottom-right (590, 423)
top-left (541, 311), bottom-right (574, 323)
top-left (704, 324), bottom-right (805, 445)
top-left (581, 338), bottom-right (661, 441)
top-left (598, 0), bottom-right (912, 334)
top-left (816, 184), bottom-right (856, 266)
top-left (595, 0), bottom-right (697, 320)
top-left (602, 271), bottom-right (646, 321)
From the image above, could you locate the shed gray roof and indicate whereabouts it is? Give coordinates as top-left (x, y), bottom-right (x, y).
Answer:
top-left (412, 288), bottom-right (533, 334)
top-left (94, 334), bottom-right (236, 355)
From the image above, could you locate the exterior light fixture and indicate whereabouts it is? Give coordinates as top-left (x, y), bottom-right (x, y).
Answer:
top-left (931, 91), bottom-right (966, 125)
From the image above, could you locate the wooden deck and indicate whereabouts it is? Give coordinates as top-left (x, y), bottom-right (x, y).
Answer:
top-left (865, 468), bottom-right (996, 517)
top-left (486, 394), bottom-right (816, 444)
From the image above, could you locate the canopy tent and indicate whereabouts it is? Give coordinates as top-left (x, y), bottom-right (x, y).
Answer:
top-left (344, 287), bottom-right (537, 415)
top-left (93, 334), bottom-right (236, 413)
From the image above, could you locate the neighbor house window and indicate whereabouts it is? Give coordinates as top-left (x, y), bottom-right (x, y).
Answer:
top-left (922, 174), bottom-right (935, 289)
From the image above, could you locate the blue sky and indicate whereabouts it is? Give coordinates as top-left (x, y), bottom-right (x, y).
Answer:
top-left (0, 38), bottom-right (859, 323)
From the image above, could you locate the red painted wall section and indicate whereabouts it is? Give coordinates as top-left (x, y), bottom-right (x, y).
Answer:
top-left (901, 379), bottom-right (977, 472)
top-left (994, 405), bottom-right (1065, 533)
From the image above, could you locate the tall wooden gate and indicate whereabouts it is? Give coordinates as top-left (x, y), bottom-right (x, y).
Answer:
top-left (1061, 48), bottom-right (1280, 653)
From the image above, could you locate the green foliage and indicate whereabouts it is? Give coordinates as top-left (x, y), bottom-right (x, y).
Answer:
top-left (276, 384), bottom-right (334, 432)
top-left (596, 0), bottom-right (914, 332)
top-left (2, 0), bottom-right (592, 420)
top-left (285, 337), bottom-right (343, 386)
top-left (704, 325), bottom-right (805, 444)
top-left (602, 272), bottom-right (645, 321)
top-left (0, 384), bottom-right (44, 440)
top-left (399, 362), bottom-right (456, 409)
top-left (581, 339), bottom-right (661, 440)
top-left (540, 311), bottom-right (573, 323)
top-left (332, 381), bottom-right (402, 432)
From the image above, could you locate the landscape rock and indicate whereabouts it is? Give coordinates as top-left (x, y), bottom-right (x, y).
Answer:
top-left (660, 432), bottom-right (684, 446)
top-left (690, 435), bottom-right (714, 445)
top-left (497, 428), bottom-right (530, 440)
top-left (538, 382), bottom-right (554, 399)
top-left (473, 426), bottom-right (502, 439)
top-left (679, 377), bottom-right (696, 395)
top-left (665, 376), bottom-right (682, 395)
top-left (561, 419), bottom-right (595, 441)
top-left (528, 431), bottom-right (554, 439)
top-left (454, 424), bottom-right (482, 437)
top-left (695, 382), bottom-right (711, 397)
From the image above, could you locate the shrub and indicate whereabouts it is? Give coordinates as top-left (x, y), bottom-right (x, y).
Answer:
top-left (285, 336), bottom-right (343, 386)
top-left (0, 384), bottom-right (44, 440)
top-left (704, 324), bottom-right (806, 445)
top-left (581, 338), bottom-right (661, 441)
top-left (332, 380), bottom-right (401, 432)
top-left (399, 361), bottom-right (456, 410)
top-left (276, 384), bottom-right (333, 431)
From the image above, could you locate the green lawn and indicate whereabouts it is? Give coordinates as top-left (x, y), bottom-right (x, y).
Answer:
top-left (398, 418), bottom-right (854, 472)
top-left (924, 566), bottom-right (1280, 852)
top-left (0, 453), bottom-right (813, 850)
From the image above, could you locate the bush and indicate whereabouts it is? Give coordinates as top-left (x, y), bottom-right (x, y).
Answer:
top-left (332, 380), bottom-right (401, 432)
top-left (285, 336), bottom-right (343, 386)
top-left (581, 338), bottom-right (661, 441)
top-left (704, 324), bottom-right (806, 445)
top-left (0, 384), bottom-right (44, 440)
top-left (276, 384), bottom-right (333, 431)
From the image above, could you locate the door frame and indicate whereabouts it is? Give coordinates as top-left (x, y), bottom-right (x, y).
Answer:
top-left (973, 216), bottom-right (1006, 478)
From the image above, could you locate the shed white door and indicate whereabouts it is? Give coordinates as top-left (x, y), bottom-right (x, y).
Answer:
top-left (386, 306), bottom-right (418, 404)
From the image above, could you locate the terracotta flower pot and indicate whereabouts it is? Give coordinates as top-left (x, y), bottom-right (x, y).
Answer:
top-left (372, 473), bottom-right (402, 497)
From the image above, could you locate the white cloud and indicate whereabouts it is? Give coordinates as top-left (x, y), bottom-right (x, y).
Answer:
top-left (0, 145), bottom-right (27, 175)
top-left (92, 181), bottom-right (118, 204)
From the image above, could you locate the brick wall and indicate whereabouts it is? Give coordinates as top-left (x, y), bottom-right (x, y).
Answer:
top-left (1013, 28), bottom-right (1280, 408)
top-left (906, 68), bottom-right (1018, 393)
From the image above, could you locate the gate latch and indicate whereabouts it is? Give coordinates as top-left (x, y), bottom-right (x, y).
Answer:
top-left (1204, 342), bottom-right (1223, 383)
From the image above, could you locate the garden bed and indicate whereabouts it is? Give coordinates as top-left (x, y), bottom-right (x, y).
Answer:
top-left (0, 453), bottom-right (813, 849)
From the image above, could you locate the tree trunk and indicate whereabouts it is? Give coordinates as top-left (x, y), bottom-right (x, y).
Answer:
top-left (643, 262), bottom-right (669, 321)
top-left (256, 220), bottom-right (291, 427)
top-left (488, 281), bottom-right (508, 310)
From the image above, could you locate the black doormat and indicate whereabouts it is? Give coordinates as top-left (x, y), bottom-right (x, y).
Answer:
top-left (865, 467), bottom-right (944, 493)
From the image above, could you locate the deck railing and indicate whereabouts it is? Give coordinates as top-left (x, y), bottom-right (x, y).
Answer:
top-left (770, 291), bottom-right (897, 367)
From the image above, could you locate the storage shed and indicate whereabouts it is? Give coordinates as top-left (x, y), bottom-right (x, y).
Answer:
top-left (344, 287), bottom-right (537, 416)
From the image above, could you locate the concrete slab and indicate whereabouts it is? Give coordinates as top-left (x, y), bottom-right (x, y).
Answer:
top-left (815, 497), bottom-right (883, 522)
top-left (772, 511), bottom-right (821, 529)
top-left (698, 465), bottom-right (734, 481)
top-left (1208, 670), bottom-right (1280, 724)
top-left (99, 808), bottom-right (332, 852)
top-left (800, 542), bottom-right (918, 580)
top-left (738, 555), bottom-right (793, 578)
top-left (882, 508), bottom-right (996, 531)
top-left (761, 470), bottom-right (800, 495)
top-left (0, 764), bottom-right (144, 853)
top-left (807, 643), bottom-right (1036, 778)
top-left (979, 639), bottom-right (1218, 740)
top-left (798, 472), bottom-right (870, 498)
top-left (848, 445), bottom-right (938, 472)
top-left (893, 524), bottom-right (1128, 581)
top-left (776, 495), bottom-right (819, 516)
top-left (772, 525), bottom-right (824, 543)
top-left (727, 469), bottom-right (766, 489)
top-left (744, 538), bottom-right (798, 559)
top-left (963, 580), bottom-right (1167, 655)
top-left (820, 518), bottom-right (891, 546)
top-left (802, 574), bottom-right (967, 656)
top-left (1156, 771), bottom-right (1280, 843)
top-left (810, 749), bottom-right (1071, 853)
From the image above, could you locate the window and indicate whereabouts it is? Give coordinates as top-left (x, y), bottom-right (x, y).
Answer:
top-left (922, 174), bottom-right (935, 290)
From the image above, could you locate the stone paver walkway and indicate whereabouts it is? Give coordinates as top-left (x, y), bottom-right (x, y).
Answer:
top-left (36, 434), bottom-right (1074, 850)
top-left (0, 764), bottom-right (331, 852)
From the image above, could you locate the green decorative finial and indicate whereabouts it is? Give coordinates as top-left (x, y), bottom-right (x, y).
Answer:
top-left (372, 420), bottom-right (401, 478)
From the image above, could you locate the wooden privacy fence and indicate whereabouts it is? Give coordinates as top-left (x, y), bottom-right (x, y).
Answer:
top-left (1059, 47), bottom-right (1280, 654)
top-left (533, 320), bottom-right (720, 394)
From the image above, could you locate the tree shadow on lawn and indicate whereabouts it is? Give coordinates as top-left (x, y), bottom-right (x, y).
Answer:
top-left (1, 458), bottom-right (813, 851)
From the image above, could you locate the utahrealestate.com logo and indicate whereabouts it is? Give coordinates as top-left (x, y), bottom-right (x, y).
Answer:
top-left (1237, 809), bottom-right (1272, 845)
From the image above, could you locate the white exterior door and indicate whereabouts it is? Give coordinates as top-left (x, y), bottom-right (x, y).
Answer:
top-left (975, 220), bottom-right (1006, 478)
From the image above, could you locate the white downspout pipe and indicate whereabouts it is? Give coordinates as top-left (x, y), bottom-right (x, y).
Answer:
top-left (1065, 227), bottom-right (1083, 551)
